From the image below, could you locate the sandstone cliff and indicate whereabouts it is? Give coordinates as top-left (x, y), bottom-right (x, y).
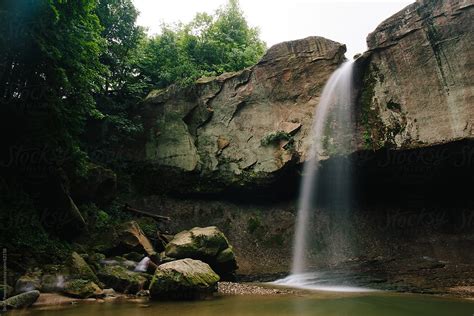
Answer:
top-left (132, 37), bottom-right (346, 193)
top-left (355, 0), bottom-right (473, 149)
top-left (129, 0), bottom-right (473, 194)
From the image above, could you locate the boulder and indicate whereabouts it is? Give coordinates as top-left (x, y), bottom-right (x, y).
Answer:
top-left (63, 280), bottom-right (103, 299)
top-left (0, 290), bottom-right (40, 309)
top-left (85, 252), bottom-right (106, 272)
top-left (97, 265), bottom-right (150, 294)
top-left (355, 0), bottom-right (474, 150)
top-left (127, 36), bottom-right (346, 194)
top-left (149, 259), bottom-right (219, 299)
top-left (15, 271), bottom-right (42, 293)
top-left (67, 252), bottom-right (99, 283)
top-left (165, 226), bottom-right (237, 279)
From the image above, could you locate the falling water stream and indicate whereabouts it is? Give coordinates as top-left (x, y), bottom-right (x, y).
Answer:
top-left (274, 61), bottom-right (373, 292)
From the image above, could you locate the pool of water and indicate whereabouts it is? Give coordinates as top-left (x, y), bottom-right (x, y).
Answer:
top-left (18, 291), bottom-right (474, 316)
top-left (273, 272), bottom-right (378, 292)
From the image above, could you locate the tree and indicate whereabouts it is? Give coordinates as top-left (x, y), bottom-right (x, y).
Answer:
top-left (203, 0), bottom-right (266, 72)
top-left (0, 0), bottom-right (105, 173)
top-left (91, 0), bottom-right (148, 146)
top-left (139, 0), bottom-right (266, 89)
top-left (96, 0), bottom-right (147, 100)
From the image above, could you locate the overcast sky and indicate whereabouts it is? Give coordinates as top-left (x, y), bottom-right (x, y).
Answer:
top-left (133, 0), bottom-right (413, 59)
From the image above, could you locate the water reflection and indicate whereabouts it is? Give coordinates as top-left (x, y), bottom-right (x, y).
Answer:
top-left (19, 292), bottom-right (474, 316)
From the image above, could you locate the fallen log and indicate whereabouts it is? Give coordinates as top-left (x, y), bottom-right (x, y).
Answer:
top-left (123, 204), bottom-right (171, 221)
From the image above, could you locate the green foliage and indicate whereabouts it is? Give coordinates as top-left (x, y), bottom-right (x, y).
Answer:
top-left (135, 217), bottom-right (159, 239)
top-left (139, 0), bottom-right (266, 89)
top-left (91, 0), bottom-right (147, 147)
top-left (96, 210), bottom-right (111, 229)
top-left (0, 0), bottom-right (105, 174)
top-left (96, 0), bottom-right (145, 93)
top-left (261, 131), bottom-right (292, 146)
top-left (80, 202), bottom-right (135, 231)
top-left (80, 203), bottom-right (110, 230)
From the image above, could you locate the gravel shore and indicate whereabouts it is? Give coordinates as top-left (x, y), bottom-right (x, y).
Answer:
top-left (218, 282), bottom-right (300, 296)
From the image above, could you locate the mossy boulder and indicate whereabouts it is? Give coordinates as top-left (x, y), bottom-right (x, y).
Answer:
top-left (97, 265), bottom-right (150, 294)
top-left (67, 252), bottom-right (99, 283)
top-left (165, 226), bottom-right (237, 280)
top-left (63, 279), bottom-right (103, 299)
top-left (0, 290), bottom-right (40, 309)
top-left (14, 271), bottom-right (42, 293)
top-left (85, 252), bottom-right (106, 272)
top-left (149, 259), bottom-right (219, 300)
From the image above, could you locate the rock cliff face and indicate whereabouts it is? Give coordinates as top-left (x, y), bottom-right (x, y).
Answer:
top-left (132, 37), bottom-right (345, 193)
top-left (356, 0), bottom-right (473, 150)
top-left (129, 0), bottom-right (473, 194)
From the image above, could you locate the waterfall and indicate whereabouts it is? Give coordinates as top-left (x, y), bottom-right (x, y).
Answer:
top-left (274, 61), bottom-right (374, 292)
top-left (292, 60), bottom-right (354, 274)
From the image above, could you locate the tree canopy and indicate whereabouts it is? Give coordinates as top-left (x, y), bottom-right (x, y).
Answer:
top-left (139, 0), bottom-right (266, 88)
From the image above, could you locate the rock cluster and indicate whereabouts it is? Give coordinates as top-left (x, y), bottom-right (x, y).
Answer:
top-left (165, 226), bottom-right (238, 280)
top-left (4, 223), bottom-right (236, 306)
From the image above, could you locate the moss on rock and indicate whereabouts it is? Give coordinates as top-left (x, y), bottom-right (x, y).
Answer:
top-left (165, 226), bottom-right (237, 280)
top-left (63, 280), bottom-right (103, 299)
top-left (67, 252), bottom-right (99, 284)
top-left (97, 265), bottom-right (149, 294)
top-left (0, 290), bottom-right (40, 309)
top-left (149, 259), bottom-right (219, 300)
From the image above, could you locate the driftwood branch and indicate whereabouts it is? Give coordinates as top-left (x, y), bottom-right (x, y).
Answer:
top-left (123, 204), bottom-right (171, 221)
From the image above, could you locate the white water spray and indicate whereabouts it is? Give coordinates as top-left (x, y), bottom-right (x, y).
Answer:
top-left (134, 257), bottom-right (151, 272)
